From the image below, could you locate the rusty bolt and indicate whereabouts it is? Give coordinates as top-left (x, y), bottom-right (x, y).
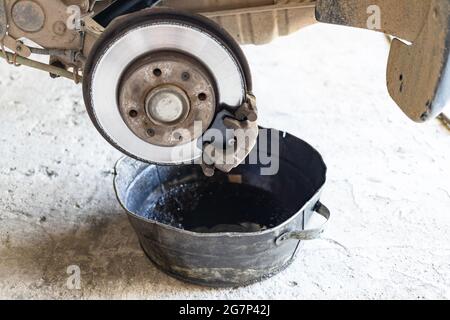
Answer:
top-left (53, 21), bottom-right (67, 36)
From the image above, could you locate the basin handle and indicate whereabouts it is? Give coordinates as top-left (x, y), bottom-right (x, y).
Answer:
top-left (275, 202), bottom-right (330, 245)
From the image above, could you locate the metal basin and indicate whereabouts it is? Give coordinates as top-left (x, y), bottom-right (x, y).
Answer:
top-left (114, 129), bottom-right (330, 287)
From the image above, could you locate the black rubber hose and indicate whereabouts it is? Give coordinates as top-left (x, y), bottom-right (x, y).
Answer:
top-left (94, 0), bottom-right (159, 27)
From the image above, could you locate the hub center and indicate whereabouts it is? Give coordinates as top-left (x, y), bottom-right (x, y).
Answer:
top-left (146, 85), bottom-right (190, 125)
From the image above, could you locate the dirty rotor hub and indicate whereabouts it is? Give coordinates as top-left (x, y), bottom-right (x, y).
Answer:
top-left (118, 52), bottom-right (216, 147)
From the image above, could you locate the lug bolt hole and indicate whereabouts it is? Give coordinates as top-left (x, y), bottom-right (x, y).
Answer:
top-left (433, 7), bottom-right (439, 19)
top-left (147, 129), bottom-right (155, 137)
top-left (129, 110), bottom-right (138, 118)
top-left (181, 72), bottom-right (190, 81)
top-left (153, 68), bottom-right (162, 77)
top-left (198, 93), bottom-right (207, 101)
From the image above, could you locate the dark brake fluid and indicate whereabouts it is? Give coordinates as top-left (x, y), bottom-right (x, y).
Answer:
top-left (142, 182), bottom-right (293, 233)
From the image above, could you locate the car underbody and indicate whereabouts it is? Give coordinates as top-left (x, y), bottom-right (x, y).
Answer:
top-left (1, 0), bottom-right (449, 173)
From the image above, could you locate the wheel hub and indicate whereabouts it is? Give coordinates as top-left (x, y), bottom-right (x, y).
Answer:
top-left (118, 51), bottom-right (216, 147)
top-left (83, 9), bottom-right (258, 172)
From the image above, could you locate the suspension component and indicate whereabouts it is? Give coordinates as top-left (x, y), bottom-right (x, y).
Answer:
top-left (83, 9), bottom-right (258, 172)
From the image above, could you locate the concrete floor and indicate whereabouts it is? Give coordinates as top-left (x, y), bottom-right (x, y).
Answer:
top-left (1, 24), bottom-right (450, 300)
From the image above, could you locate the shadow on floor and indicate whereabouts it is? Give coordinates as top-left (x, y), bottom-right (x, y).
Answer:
top-left (1, 207), bottom-right (221, 298)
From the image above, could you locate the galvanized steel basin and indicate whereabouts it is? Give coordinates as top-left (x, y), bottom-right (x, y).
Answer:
top-left (114, 129), bottom-right (330, 287)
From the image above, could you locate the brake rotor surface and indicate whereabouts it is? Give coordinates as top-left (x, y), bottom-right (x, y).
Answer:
top-left (83, 9), bottom-right (252, 165)
top-left (118, 51), bottom-right (216, 147)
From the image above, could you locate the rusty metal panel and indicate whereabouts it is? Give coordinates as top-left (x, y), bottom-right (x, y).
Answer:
top-left (315, 0), bottom-right (429, 43)
top-left (159, 0), bottom-right (317, 45)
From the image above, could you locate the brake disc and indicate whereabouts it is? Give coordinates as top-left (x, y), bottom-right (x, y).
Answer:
top-left (83, 9), bottom-right (258, 173)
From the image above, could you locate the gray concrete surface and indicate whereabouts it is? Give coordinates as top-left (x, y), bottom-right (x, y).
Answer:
top-left (1, 24), bottom-right (450, 300)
